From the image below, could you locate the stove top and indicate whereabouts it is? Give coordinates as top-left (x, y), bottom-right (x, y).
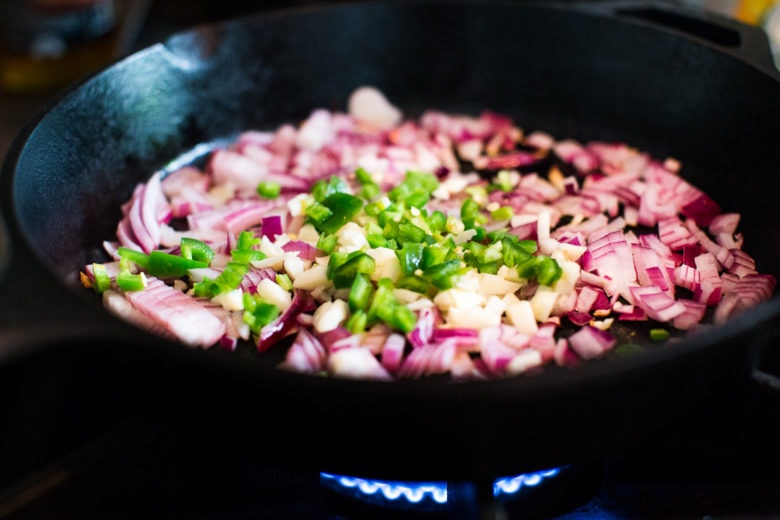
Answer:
top-left (0, 367), bottom-right (777, 520)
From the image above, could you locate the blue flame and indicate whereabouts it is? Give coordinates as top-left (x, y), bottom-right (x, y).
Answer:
top-left (321, 467), bottom-right (562, 505)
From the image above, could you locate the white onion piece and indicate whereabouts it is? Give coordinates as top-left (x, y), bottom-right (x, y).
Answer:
top-left (348, 86), bottom-right (402, 131)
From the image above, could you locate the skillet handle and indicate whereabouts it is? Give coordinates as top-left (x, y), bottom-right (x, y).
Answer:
top-left (752, 369), bottom-right (780, 392)
top-left (0, 214), bottom-right (9, 282)
top-left (752, 326), bottom-right (780, 395)
top-left (571, 0), bottom-right (780, 79)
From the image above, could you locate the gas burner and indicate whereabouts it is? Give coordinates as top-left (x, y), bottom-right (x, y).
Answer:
top-left (321, 468), bottom-right (561, 507)
top-left (320, 463), bottom-right (603, 519)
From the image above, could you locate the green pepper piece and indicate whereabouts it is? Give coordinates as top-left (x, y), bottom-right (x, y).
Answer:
top-left (231, 249), bottom-right (266, 264)
top-left (406, 170), bottom-right (439, 193)
top-left (423, 259), bottom-right (465, 290)
top-left (367, 279), bottom-right (417, 334)
top-left (650, 328), bottom-right (671, 341)
top-left (116, 270), bottom-right (146, 292)
top-left (193, 261), bottom-right (248, 298)
top-left (355, 167), bottom-right (380, 200)
top-left (331, 252), bottom-right (375, 289)
top-left (348, 273), bottom-right (374, 312)
top-left (276, 273), bottom-right (293, 291)
top-left (460, 198), bottom-right (483, 223)
top-left (117, 247), bottom-right (150, 271)
top-left (316, 233), bottom-right (338, 254)
top-left (404, 189), bottom-right (431, 209)
top-left (421, 243), bottom-right (456, 270)
top-left (396, 243), bottom-right (424, 275)
top-left (491, 206), bottom-right (514, 221)
top-left (345, 309), bottom-right (368, 334)
top-left (311, 175), bottom-right (350, 202)
top-left (396, 274), bottom-right (431, 295)
top-left (354, 166), bottom-right (374, 185)
top-left (147, 251), bottom-right (208, 278)
top-left (427, 210), bottom-right (447, 234)
top-left (534, 256), bottom-right (563, 286)
top-left (359, 183), bottom-right (380, 201)
top-left (313, 192), bottom-right (363, 234)
top-left (364, 199), bottom-right (386, 217)
top-left (180, 237), bottom-right (215, 264)
top-left (237, 230), bottom-right (261, 251)
top-left (500, 236), bottom-right (535, 267)
top-left (516, 256), bottom-right (541, 280)
top-left (91, 263), bottom-right (111, 294)
top-left (257, 181), bottom-right (281, 199)
top-left (396, 221), bottom-right (427, 244)
top-left (477, 261), bottom-right (500, 275)
top-left (243, 295), bottom-right (280, 335)
top-left (367, 233), bottom-right (390, 248)
top-left (377, 205), bottom-right (403, 228)
top-left (382, 304), bottom-right (416, 334)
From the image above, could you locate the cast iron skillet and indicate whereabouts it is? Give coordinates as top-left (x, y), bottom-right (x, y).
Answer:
top-left (2, 0), bottom-right (780, 482)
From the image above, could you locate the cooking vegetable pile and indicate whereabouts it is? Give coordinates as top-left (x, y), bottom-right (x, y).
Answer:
top-left (80, 86), bottom-right (776, 381)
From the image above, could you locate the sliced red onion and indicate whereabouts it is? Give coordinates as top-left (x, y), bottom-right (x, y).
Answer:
top-left (380, 332), bottom-right (407, 373)
top-left (431, 327), bottom-right (479, 348)
top-left (408, 307), bottom-right (437, 348)
top-left (685, 218), bottom-right (735, 271)
top-left (567, 325), bottom-right (616, 360)
top-left (693, 253), bottom-right (723, 306)
top-left (587, 230), bottom-right (636, 300)
top-left (673, 264), bottom-right (701, 293)
top-left (680, 191), bottom-right (721, 227)
top-left (223, 202), bottom-right (278, 235)
top-left (567, 311), bottom-right (593, 326)
top-left (574, 285), bottom-right (600, 313)
top-left (672, 299), bottom-right (707, 330)
top-left (316, 326), bottom-right (355, 353)
top-left (124, 277), bottom-right (226, 348)
top-left (280, 328), bottom-right (327, 374)
top-left (257, 290), bottom-right (314, 353)
top-left (529, 322), bottom-right (557, 362)
top-left (524, 131), bottom-right (555, 150)
top-left (361, 324), bottom-right (391, 355)
top-left (554, 139), bottom-right (599, 173)
top-left (615, 305), bottom-right (647, 321)
top-left (116, 217), bottom-right (141, 251)
top-left (327, 347), bottom-right (392, 381)
top-left (658, 215), bottom-right (696, 250)
top-left (240, 267), bottom-right (277, 294)
top-left (480, 340), bottom-right (518, 374)
top-left (161, 165), bottom-right (211, 197)
top-left (473, 151), bottom-right (542, 170)
top-left (261, 214), bottom-right (284, 239)
top-left (630, 285), bottom-right (685, 323)
top-left (396, 340), bottom-right (458, 379)
top-left (450, 351), bottom-right (484, 380)
top-left (87, 88), bottom-right (779, 382)
top-left (553, 338), bottom-right (580, 367)
top-left (708, 212), bottom-right (740, 236)
top-left (127, 185), bottom-right (156, 253)
top-left (281, 240), bottom-right (319, 261)
top-left (220, 335), bottom-right (238, 352)
top-left (506, 348), bottom-right (544, 375)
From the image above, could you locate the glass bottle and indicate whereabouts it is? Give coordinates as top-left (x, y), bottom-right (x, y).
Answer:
top-left (0, 0), bottom-right (119, 94)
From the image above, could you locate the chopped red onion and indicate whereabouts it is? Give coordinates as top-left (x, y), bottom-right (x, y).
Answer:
top-left (82, 87), bottom-right (777, 382)
top-left (261, 214), bottom-right (284, 239)
top-left (568, 326), bottom-right (617, 360)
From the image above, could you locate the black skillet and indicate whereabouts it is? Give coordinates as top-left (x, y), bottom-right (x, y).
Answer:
top-left (1, 0), bottom-right (780, 483)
